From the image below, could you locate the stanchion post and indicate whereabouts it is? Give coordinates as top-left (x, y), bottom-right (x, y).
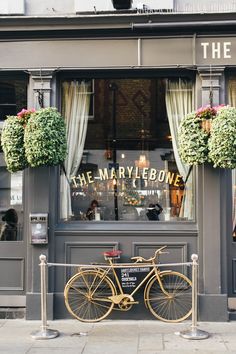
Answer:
top-left (179, 254), bottom-right (209, 340)
top-left (31, 254), bottom-right (59, 340)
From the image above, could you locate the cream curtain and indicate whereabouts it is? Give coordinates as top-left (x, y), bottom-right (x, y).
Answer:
top-left (228, 80), bottom-right (236, 234)
top-left (60, 81), bottom-right (91, 220)
top-left (165, 79), bottom-right (194, 219)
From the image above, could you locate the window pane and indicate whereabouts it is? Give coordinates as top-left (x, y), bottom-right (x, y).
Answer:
top-left (0, 78), bottom-right (28, 137)
top-left (60, 78), bottom-right (194, 222)
top-left (0, 77), bottom-right (26, 240)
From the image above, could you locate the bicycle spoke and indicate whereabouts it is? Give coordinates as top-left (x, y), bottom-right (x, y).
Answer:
top-left (69, 285), bottom-right (88, 297)
top-left (146, 272), bottom-right (192, 322)
top-left (65, 270), bottom-right (115, 322)
top-left (90, 273), bottom-right (109, 297)
top-left (73, 299), bottom-right (88, 317)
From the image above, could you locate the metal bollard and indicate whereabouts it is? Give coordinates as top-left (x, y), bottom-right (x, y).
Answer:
top-left (179, 254), bottom-right (209, 340)
top-left (31, 254), bottom-right (59, 340)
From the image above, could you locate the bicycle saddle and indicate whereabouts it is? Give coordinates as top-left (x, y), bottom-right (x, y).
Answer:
top-left (103, 250), bottom-right (122, 258)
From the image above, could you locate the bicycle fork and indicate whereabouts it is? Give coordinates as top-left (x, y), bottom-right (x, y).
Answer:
top-left (155, 269), bottom-right (173, 297)
top-left (143, 267), bottom-right (173, 308)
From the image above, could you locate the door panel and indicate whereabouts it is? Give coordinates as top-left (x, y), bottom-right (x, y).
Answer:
top-left (0, 163), bottom-right (26, 303)
top-left (228, 171), bottom-right (236, 312)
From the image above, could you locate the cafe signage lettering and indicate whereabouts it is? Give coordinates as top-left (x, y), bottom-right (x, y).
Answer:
top-left (201, 41), bottom-right (231, 59)
top-left (71, 166), bottom-right (182, 188)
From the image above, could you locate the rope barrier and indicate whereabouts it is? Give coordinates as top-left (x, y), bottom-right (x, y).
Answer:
top-left (31, 254), bottom-right (209, 340)
top-left (47, 261), bottom-right (193, 269)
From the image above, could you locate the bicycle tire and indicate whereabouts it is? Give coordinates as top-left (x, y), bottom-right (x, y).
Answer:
top-left (145, 271), bottom-right (192, 323)
top-left (64, 270), bottom-right (116, 322)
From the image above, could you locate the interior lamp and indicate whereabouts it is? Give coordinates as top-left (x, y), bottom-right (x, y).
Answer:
top-left (135, 154), bottom-right (150, 169)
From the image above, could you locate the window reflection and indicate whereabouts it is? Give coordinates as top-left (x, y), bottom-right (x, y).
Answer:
top-left (60, 78), bottom-right (194, 222)
top-left (0, 168), bottom-right (23, 241)
top-left (0, 76), bottom-right (26, 239)
top-left (0, 208), bottom-right (18, 241)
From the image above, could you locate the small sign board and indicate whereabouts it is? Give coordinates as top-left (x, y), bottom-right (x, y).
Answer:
top-left (116, 266), bottom-right (150, 290)
top-left (29, 213), bottom-right (48, 244)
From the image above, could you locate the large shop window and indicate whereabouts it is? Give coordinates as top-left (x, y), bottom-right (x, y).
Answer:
top-left (0, 78), bottom-right (27, 241)
top-left (60, 78), bottom-right (194, 222)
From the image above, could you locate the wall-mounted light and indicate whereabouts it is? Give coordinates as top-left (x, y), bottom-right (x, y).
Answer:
top-left (111, 0), bottom-right (133, 10)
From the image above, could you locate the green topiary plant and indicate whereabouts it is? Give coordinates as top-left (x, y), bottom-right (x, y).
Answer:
top-left (208, 106), bottom-right (236, 169)
top-left (1, 116), bottom-right (28, 173)
top-left (178, 111), bottom-right (209, 165)
top-left (24, 107), bottom-right (67, 167)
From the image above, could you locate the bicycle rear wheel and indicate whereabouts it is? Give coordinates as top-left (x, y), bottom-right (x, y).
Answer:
top-left (64, 270), bottom-right (116, 322)
top-left (145, 271), bottom-right (192, 322)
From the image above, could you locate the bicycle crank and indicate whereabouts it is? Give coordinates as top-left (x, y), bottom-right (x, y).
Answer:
top-left (118, 297), bottom-right (135, 311)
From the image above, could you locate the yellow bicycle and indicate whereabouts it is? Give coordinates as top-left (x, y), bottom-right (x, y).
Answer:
top-left (64, 246), bottom-right (192, 323)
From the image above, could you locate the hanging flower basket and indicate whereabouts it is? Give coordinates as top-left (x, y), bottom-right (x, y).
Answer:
top-left (196, 106), bottom-right (217, 135)
top-left (208, 106), bottom-right (236, 169)
top-left (1, 107), bottom-right (67, 172)
top-left (178, 111), bottom-right (209, 166)
top-left (1, 116), bottom-right (28, 173)
top-left (178, 104), bottom-right (236, 169)
top-left (1, 109), bottom-right (35, 173)
top-left (24, 107), bottom-right (67, 168)
top-left (200, 118), bottom-right (212, 134)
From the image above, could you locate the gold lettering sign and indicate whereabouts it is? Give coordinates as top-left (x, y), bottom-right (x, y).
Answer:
top-left (71, 166), bottom-right (183, 188)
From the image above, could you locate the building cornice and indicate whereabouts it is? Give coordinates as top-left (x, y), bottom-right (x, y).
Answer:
top-left (1, 12), bottom-right (236, 39)
top-left (0, 12), bottom-right (236, 27)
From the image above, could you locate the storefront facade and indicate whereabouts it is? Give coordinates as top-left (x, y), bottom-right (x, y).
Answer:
top-left (0, 11), bottom-right (235, 321)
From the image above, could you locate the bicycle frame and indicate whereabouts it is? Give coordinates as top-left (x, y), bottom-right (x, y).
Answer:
top-left (86, 257), bottom-right (172, 307)
top-left (64, 247), bottom-right (193, 322)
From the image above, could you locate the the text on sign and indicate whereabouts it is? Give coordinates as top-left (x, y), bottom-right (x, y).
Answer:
top-left (201, 42), bottom-right (231, 59)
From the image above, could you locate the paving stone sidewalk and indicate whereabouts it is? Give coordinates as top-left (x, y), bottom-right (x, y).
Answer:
top-left (0, 319), bottom-right (236, 354)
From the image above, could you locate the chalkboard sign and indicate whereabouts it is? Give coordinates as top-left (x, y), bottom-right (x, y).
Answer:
top-left (115, 266), bottom-right (150, 290)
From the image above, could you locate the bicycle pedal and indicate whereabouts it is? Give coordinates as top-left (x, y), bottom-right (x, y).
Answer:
top-left (128, 301), bottom-right (139, 305)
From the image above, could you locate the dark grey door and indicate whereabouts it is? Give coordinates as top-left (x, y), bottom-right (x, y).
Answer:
top-left (228, 171), bottom-right (236, 316)
top-left (0, 155), bottom-right (26, 307)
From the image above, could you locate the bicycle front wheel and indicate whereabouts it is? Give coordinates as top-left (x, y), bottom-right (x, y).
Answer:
top-left (145, 271), bottom-right (192, 323)
top-left (64, 270), bottom-right (116, 322)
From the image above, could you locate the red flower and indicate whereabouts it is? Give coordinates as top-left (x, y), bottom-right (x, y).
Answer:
top-left (196, 105), bottom-right (217, 120)
top-left (16, 108), bottom-right (35, 126)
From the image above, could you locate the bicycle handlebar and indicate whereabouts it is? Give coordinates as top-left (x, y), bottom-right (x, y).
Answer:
top-left (131, 246), bottom-right (168, 263)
